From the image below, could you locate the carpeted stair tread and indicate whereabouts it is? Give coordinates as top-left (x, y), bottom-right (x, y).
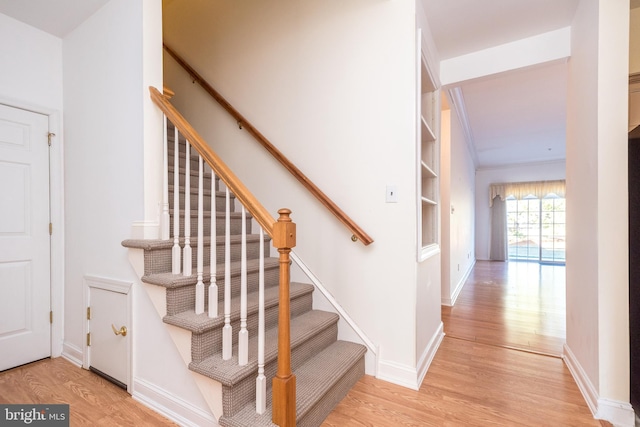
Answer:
top-left (141, 257), bottom-right (280, 289)
top-left (218, 340), bottom-right (367, 427)
top-left (122, 233), bottom-right (266, 251)
top-left (189, 310), bottom-right (339, 386)
top-left (168, 210), bottom-right (248, 220)
top-left (169, 166), bottom-right (215, 184)
top-left (168, 184), bottom-right (214, 197)
top-left (163, 281), bottom-right (314, 333)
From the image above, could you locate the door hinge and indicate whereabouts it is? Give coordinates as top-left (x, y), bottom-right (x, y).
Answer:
top-left (50, 311), bottom-right (53, 324)
top-left (87, 307), bottom-right (91, 320)
top-left (87, 333), bottom-right (91, 347)
top-left (47, 132), bottom-right (55, 147)
top-left (49, 223), bottom-right (53, 235)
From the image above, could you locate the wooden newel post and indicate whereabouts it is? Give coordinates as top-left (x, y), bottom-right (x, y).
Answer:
top-left (272, 208), bottom-right (296, 427)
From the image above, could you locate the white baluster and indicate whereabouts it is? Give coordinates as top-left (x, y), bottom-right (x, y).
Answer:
top-left (222, 187), bottom-right (232, 360)
top-left (256, 227), bottom-right (266, 414)
top-left (195, 155), bottom-right (204, 314)
top-left (171, 125), bottom-right (181, 274)
top-left (161, 115), bottom-right (170, 240)
top-left (183, 141), bottom-right (192, 276)
top-left (238, 206), bottom-right (248, 365)
top-left (208, 166), bottom-right (218, 318)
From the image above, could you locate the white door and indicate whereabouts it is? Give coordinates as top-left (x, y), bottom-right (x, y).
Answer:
top-left (0, 104), bottom-right (51, 371)
top-left (87, 279), bottom-right (131, 390)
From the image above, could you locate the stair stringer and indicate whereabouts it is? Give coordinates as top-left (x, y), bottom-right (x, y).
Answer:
top-left (128, 247), bottom-right (225, 423)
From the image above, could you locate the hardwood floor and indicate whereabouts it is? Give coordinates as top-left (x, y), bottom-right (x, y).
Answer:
top-left (323, 260), bottom-right (605, 426)
top-left (323, 337), bottom-right (601, 426)
top-left (0, 357), bottom-right (176, 426)
top-left (443, 260), bottom-right (566, 356)
top-left (1, 261), bottom-right (602, 426)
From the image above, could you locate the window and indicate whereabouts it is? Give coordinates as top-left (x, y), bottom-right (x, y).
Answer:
top-left (506, 195), bottom-right (565, 264)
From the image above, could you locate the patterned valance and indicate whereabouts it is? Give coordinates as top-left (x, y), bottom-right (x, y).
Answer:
top-left (489, 180), bottom-right (565, 207)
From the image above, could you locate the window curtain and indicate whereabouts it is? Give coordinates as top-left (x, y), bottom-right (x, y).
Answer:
top-left (487, 179), bottom-right (565, 261)
top-left (489, 180), bottom-right (565, 207)
top-left (489, 195), bottom-right (507, 261)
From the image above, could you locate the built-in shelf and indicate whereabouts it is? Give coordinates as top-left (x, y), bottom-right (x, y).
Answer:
top-left (417, 29), bottom-right (440, 260)
top-left (421, 115), bottom-right (436, 142)
top-left (421, 196), bottom-right (437, 205)
top-left (421, 161), bottom-right (437, 178)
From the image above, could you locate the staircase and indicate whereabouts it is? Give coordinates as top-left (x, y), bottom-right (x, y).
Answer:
top-left (123, 121), bottom-right (366, 426)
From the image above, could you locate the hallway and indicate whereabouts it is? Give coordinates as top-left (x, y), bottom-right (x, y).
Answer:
top-left (442, 261), bottom-right (566, 356)
top-left (323, 260), bottom-right (603, 426)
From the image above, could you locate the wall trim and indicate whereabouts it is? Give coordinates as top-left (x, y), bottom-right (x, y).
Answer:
top-left (417, 322), bottom-right (445, 388)
top-left (595, 398), bottom-right (635, 427)
top-left (377, 323), bottom-right (444, 391)
top-left (563, 344), bottom-right (635, 427)
top-left (131, 220), bottom-right (160, 239)
top-left (376, 358), bottom-right (421, 391)
top-left (562, 343), bottom-right (598, 414)
top-left (447, 87), bottom-right (479, 168)
top-left (133, 377), bottom-right (218, 427)
top-left (290, 251), bottom-right (377, 358)
top-left (61, 342), bottom-right (83, 367)
top-left (442, 260), bottom-right (475, 306)
top-left (476, 159), bottom-right (566, 173)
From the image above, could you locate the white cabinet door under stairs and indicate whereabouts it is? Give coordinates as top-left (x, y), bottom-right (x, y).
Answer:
top-left (84, 277), bottom-right (132, 391)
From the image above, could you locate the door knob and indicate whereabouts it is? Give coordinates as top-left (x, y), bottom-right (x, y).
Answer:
top-left (111, 324), bottom-right (127, 337)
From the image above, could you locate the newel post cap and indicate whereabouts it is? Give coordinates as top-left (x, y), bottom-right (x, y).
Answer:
top-left (273, 209), bottom-right (296, 249)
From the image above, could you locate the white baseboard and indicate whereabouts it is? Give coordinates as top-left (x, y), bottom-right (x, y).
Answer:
top-left (131, 220), bottom-right (160, 240)
top-left (376, 358), bottom-right (422, 391)
top-left (442, 260), bottom-right (475, 306)
top-left (61, 341), bottom-right (83, 367)
top-left (417, 322), bottom-right (445, 387)
top-left (596, 399), bottom-right (635, 427)
top-left (377, 323), bottom-right (444, 391)
top-left (563, 344), bottom-right (635, 427)
top-left (133, 377), bottom-right (217, 427)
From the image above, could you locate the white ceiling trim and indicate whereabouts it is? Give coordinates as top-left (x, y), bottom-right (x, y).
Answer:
top-left (447, 87), bottom-right (478, 168)
top-left (440, 27), bottom-right (571, 87)
top-left (475, 158), bottom-right (566, 173)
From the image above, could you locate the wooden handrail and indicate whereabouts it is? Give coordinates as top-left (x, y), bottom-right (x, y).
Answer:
top-left (149, 86), bottom-right (275, 236)
top-left (163, 43), bottom-right (374, 246)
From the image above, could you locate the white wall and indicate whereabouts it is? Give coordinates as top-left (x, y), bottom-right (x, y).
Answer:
top-left (63, 0), bottom-right (210, 416)
top-left (163, 0), bottom-right (442, 385)
top-left (565, 0), bottom-right (631, 424)
top-left (0, 13), bottom-right (62, 111)
top-left (440, 107), bottom-right (475, 305)
top-left (475, 161), bottom-right (565, 261)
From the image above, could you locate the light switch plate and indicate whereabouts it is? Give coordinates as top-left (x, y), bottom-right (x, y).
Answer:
top-left (386, 185), bottom-right (398, 203)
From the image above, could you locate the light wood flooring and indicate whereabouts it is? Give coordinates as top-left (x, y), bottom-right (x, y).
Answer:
top-left (0, 357), bottom-right (176, 426)
top-left (323, 261), bottom-right (606, 426)
top-left (1, 261), bottom-right (604, 426)
top-left (443, 260), bottom-right (566, 356)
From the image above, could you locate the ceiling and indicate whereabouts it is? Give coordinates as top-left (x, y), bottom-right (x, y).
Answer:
top-left (0, 0), bottom-right (109, 38)
top-left (421, 0), bottom-right (585, 169)
top-left (0, 0), bottom-right (634, 169)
